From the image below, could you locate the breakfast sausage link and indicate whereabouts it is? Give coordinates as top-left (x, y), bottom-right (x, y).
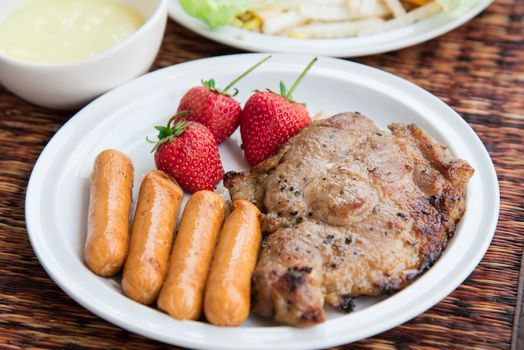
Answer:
top-left (85, 149), bottom-right (134, 277)
top-left (204, 199), bottom-right (262, 326)
top-left (157, 191), bottom-right (226, 320)
top-left (122, 170), bottom-right (183, 305)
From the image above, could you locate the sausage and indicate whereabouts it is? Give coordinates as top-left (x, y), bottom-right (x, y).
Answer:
top-left (85, 149), bottom-right (134, 277)
top-left (204, 199), bottom-right (262, 326)
top-left (122, 170), bottom-right (183, 305)
top-left (157, 191), bottom-right (226, 320)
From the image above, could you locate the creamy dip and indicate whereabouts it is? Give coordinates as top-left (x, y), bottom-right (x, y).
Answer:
top-left (0, 0), bottom-right (144, 64)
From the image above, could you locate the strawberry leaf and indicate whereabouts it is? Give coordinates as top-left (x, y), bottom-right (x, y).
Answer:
top-left (202, 79), bottom-right (216, 89)
top-left (147, 112), bottom-right (190, 153)
top-left (279, 81), bottom-right (287, 97)
top-left (154, 126), bottom-right (173, 140)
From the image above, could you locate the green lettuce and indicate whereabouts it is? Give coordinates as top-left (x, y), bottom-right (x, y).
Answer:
top-left (180, 0), bottom-right (254, 29)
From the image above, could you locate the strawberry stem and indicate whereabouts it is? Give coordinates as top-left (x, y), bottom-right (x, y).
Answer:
top-left (166, 110), bottom-right (190, 128)
top-left (285, 57), bottom-right (318, 100)
top-left (147, 111), bottom-right (190, 152)
top-left (223, 55), bottom-right (272, 93)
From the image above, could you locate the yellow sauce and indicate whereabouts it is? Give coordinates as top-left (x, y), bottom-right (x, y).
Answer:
top-left (0, 0), bottom-right (144, 64)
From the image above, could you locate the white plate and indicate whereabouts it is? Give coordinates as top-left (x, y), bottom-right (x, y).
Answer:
top-left (167, 0), bottom-right (493, 57)
top-left (26, 54), bottom-right (499, 350)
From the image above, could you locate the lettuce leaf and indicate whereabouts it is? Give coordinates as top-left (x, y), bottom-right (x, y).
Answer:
top-left (436, 0), bottom-right (480, 13)
top-left (179, 0), bottom-right (253, 29)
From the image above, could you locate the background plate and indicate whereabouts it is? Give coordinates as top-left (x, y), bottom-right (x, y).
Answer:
top-left (167, 0), bottom-right (493, 57)
top-left (25, 54), bottom-right (499, 349)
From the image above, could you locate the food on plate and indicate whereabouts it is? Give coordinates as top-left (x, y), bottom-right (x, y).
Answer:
top-left (180, 0), bottom-right (480, 39)
top-left (177, 56), bottom-right (271, 143)
top-left (224, 112), bottom-right (474, 326)
top-left (204, 200), bottom-right (262, 326)
top-left (179, 0), bottom-right (256, 29)
top-left (122, 170), bottom-right (183, 305)
top-left (158, 191), bottom-right (226, 320)
top-left (85, 149), bottom-right (134, 277)
top-left (81, 62), bottom-right (475, 328)
top-left (0, 0), bottom-right (144, 64)
top-left (240, 57), bottom-right (316, 166)
top-left (148, 117), bottom-right (224, 193)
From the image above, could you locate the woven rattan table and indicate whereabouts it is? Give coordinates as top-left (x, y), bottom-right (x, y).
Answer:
top-left (1, 1), bottom-right (523, 349)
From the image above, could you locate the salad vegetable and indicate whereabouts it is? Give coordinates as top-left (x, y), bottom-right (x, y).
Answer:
top-left (179, 0), bottom-right (268, 29)
top-left (180, 0), bottom-right (481, 37)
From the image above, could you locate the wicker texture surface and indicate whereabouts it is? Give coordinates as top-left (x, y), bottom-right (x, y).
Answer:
top-left (0, 0), bottom-right (523, 349)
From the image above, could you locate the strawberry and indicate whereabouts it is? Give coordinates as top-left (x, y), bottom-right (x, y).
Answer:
top-left (240, 58), bottom-right (318, 166)
top-left (177, 55), bottom-right (271, 144)
top-left (148, 116), bottom-right (224, 193)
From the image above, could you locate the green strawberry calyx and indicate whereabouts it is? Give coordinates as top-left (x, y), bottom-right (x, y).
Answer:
top-left (201, 55), bottom-right (272, 97)
top-left (146, 112), bottom-right (190, 152)
top-left (269, 57), bottom-right (318, 105)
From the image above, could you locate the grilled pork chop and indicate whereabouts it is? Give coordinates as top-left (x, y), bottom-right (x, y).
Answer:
top-left (224, 113), bottom-right (474, 327)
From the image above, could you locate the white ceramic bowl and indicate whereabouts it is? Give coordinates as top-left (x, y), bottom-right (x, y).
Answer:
top-left (0, 0), bottom-right (168, 109)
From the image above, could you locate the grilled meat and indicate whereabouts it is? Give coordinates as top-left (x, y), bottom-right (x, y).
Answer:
top-left (224, 112), bottom-right (474, 326)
